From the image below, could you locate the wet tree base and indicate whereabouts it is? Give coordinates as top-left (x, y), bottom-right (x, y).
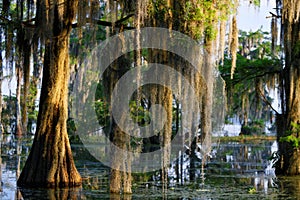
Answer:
top-left (286, 149), bottom-right (300, 175)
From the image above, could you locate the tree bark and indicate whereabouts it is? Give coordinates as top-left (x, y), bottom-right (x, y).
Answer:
top-left (21, 39), bottom-right (31, 134)
top-left (15, 59), bottom-right (23, 136)
top-left (276, 0), bottom-right (300, 175)
top-left (109, 125), bottom-right (132, 194)
top-left (17, 0), bottom-right (81, 187)
top-left (106, 56), bottom-right (133, 194)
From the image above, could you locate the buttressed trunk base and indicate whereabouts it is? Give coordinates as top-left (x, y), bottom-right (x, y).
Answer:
top-left (17, 0), bottom-right (81, 187)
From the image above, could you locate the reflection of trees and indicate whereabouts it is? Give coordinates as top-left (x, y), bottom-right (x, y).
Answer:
top-left (277, 177), bottom-right (300, 199)
top-left (0, 133), bottom-right (2, 192)
top-left (207, 141), bottom-right (275, 174)
top-left (15, 137), bottom-right (22, 199)
top-left (20, 187), bottom-right (84, 200)
top-left (166, 140), bottom-right (277, 193)
top-left (0, 135), bottom-right (32, 199)
top-left (110, 193), bottom-right (132, 200)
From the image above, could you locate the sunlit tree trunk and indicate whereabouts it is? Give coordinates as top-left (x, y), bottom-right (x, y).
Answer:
top-left (17, 0), bottom-right (81, 187)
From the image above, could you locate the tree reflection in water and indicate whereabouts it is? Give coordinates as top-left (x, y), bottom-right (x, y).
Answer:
top-left (1, 135), bottom-right (300, 199)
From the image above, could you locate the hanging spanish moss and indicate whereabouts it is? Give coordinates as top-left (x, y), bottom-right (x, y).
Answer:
top-left (241, 91), bottom-right (249, 126)
top-left (227, 16), bottom-right (233, 56)
top-left (107, 2), bottom-right (133, 193)
top-left (3, 0), bottom-right (11, 59)
top-left (230, 16), bottom-right (238, 79)
top-left (134, 0), bottom-right (148, 105)
top-left (254, 78), bottom-right (263, 119)
top-left (271, 17), bottom-right (278, 54)
top-left (219, 20), bottom-right (226, 66)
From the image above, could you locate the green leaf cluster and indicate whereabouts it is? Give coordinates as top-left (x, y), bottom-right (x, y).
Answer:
top-left (94, 98), bottom-right (110, 127)
top-left (280, 122), bottom-right (300, 148)
top-left (184, 0), bottom-right (235, 40)
top-left (129, 100), bottom-right (151, 126)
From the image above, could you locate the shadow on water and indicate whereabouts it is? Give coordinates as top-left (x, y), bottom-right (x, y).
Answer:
top-left (2, 134), bottom-right (300, 199)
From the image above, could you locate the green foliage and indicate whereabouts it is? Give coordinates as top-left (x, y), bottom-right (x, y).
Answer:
top-left (148, 0), bottom-right (170, 23)
top-left (280, 122), bottom-right (300, 148)
top-left (219, 54), bottom-right (281, 85)
top-left (220, 53), bottom-right (280, 114)
top-left (67, 118), bottom-right (77, 135)
top-left (280, 135), bottom-right (300, 148)
top-left (27, 81), bottom-right (38, 121)
top-left (94, 98), bottom-right (110, 127)
top-left (249, 119), bottom-right (264, 127)
top-left (27, 110), bottom-right (38, 122)
top-left (220, 29), bottom-right (281, 123)
top-left (69, 23), bottom-right (106, 63)
top-left (293, 41), bottom-right (300, 56)
top-left (252, 0), bottom-right (260, 6)
top-left (241, 120), bottom-right (265, 135)
top-left (129, 100), bottom-right (151, 126)
top-left (248, 187), bottom-right (257, 194)
top-left (132, 171), bottom-right (156, 183)
top-left (183, 0), bottom-right (236, 40)
top-left (130, 136), bottom-right (143, 149)
top-left (94, 83), bottom-right (110, 127)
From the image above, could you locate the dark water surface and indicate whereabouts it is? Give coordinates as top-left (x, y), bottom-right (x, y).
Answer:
top-left (0, 134), bottom-right (300, 199)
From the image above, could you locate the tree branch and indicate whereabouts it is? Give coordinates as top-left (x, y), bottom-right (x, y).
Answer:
top-left (257, 86), bottom-right (280, 115)
top-left (0, 15), bottom-right (36, 28)
top-left (1, 13), bottom-right (135, 30)
top-left (266, 12), bottom-right (281, 19)
top-left (115, 13), bottom-right (135, 24)
top-left (0, 15), bottom-right (11, 23)
top-left (72, 13), bottom-right (135, 29)
top-left (223, 69), bottom-right (282, 86)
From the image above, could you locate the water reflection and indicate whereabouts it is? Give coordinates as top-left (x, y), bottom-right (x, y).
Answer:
top-left (19, 187), bottom-right (84, 200)
top-left (1, 134), bottom-right (300, 199)
top-left (206, 140), bottom-right (278, 196)
top-left (276, 176), bottom-right (300, 199)
top-left (109, 193), bottom-right (132, 200)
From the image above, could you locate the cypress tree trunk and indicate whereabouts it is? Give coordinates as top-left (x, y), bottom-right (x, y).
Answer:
top-left (276, 0), bottom-right (300, 175)
top-left (17, 0), bottom-right (81, 187)
top-left (15, 60), bottom-right (23, 136)
top-left (15, 0), bottom-right (24, 136)
top-left (21, 40), bottom-right (31, 134)
top-left (109, 125), bottom-right (132, 194)
top-left (106, 56), bottom-right (133, 194)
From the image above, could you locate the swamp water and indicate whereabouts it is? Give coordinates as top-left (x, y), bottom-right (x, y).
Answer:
top-left (0, 134), bottom-right (300, 199)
